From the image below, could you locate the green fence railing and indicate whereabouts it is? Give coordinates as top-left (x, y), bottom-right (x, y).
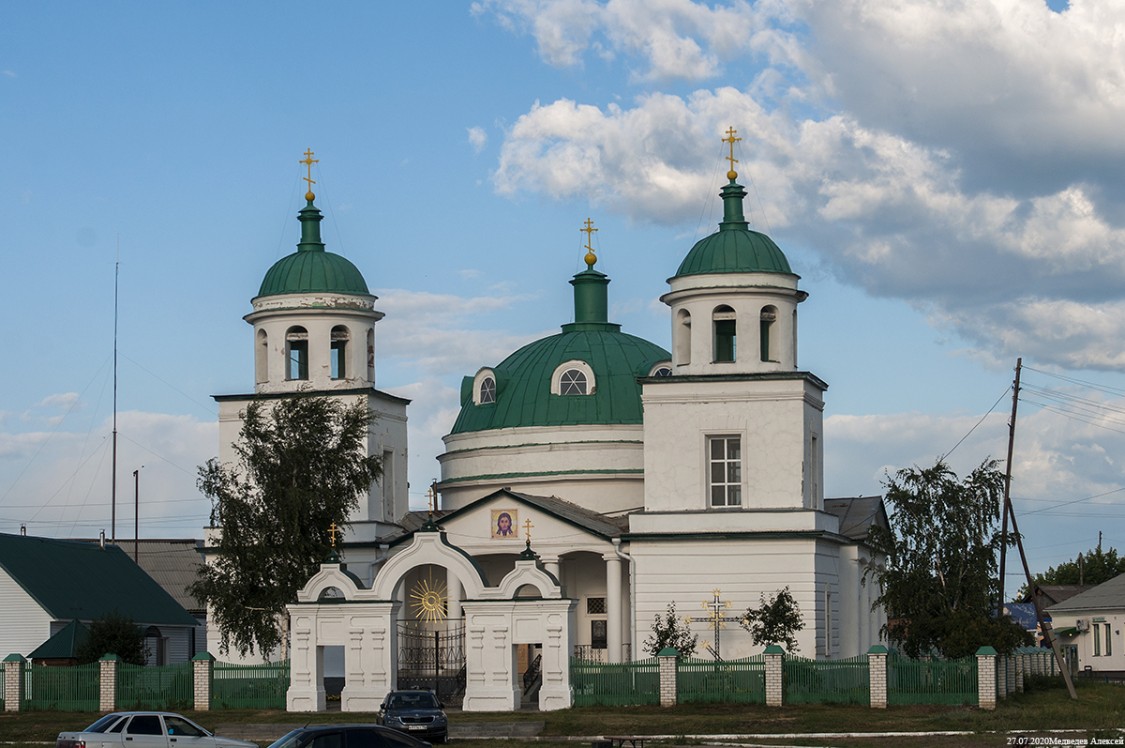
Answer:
top-left (21, 661), bottom-right (100, 711)
top-left (887, 653), bottom-right (977, 706)
top-left (677, 655), bottom-right (766, 704)
top-left (783, 654), bottom-right (869, 705)
top-left (570, 657), bottom-right (660, 707)
top-left (212, 660), bottom-right (290, 709)
top-left (117, 662), bottom-right (193, 710)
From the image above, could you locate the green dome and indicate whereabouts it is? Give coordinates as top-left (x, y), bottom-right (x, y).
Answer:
top-left (674, 179), bottom-right (793, 277)
top-left (451, 267), bottom-right (669, 434)
top-left (257, 200), bottom-right (370, 297)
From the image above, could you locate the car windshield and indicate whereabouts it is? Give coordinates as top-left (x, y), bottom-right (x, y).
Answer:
top-left (266, 729), bottom-right (304, 748)
top-left (388, 692), bottom-right (438, 709)
top-left (83, 715), bottom-right (125, 734)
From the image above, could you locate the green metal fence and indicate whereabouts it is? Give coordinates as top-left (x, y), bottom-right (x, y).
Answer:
top-left (117, 662), bottom-right (193, 710)
top-left (21, 661), bottom-right (100, 711)
top-left (212, 660), bottom-right (290, 709)
top-left (887, 653), bottom-right (977, 706)
top-left (783, 654), bottom-right (869, 705)
top-left (570, 657), bottom-right (660, 707)
top-left (678, 655), bottom-right (766, 704)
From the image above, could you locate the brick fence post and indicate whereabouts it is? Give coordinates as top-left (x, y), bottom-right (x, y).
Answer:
top-left (99, 654), bottom-right (119, 712)
top-left (657, 648), bottom-right (678, 707)
top-left (764, 645), bottom-right (784, 707)
top-left (976, 646), bottom-right (997, 711)
top-left (193, 652), bottom-right (215, 711)
top-left (868, 645), bottom-right (888, 709)
top-left (3, 654), bottom-right (24, 712)
top-left (1014, 652), bottom-right (1025, 693)
top-left (995, 654), bottom-right (1007, 699)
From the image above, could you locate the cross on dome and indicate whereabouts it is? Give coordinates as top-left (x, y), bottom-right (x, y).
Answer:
top-left (722, 126), bottom-right (741, 181)
top-left (300, 148), bottom-right (319, 201)
top-left (581, 218), bottom-right (598, 269)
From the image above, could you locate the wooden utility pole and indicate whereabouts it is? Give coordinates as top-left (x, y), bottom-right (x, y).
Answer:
top-left (998, 358), bottom-right (1077, 699)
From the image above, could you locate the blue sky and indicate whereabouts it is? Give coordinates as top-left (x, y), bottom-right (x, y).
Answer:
top-left (4, 0), bottom-right (1125, 587)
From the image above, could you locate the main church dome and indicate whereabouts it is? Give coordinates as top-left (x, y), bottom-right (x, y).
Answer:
top-left (450, 264), bottom-right (669, 435)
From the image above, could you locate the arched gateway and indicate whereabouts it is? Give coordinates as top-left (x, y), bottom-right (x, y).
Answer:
top-left (286, 523), bottom-right (576, 712)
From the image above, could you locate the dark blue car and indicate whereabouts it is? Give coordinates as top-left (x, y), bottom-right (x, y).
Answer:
top-left (379, 690), bottom-right (449, 744)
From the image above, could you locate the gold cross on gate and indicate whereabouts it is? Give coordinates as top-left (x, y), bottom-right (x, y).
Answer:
top-left (523, 518), bottom-right (534, 543)
top-left (300, 148), bottom-right (319, 198)
top-left (722, 127), bottom-right (741, 180)
top-left (327, 522), bottom-right (340, 549)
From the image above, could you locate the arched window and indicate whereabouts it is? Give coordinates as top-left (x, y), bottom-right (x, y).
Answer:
top-left (551, 360), bottom-right (595, 395)
top-left (760, 306), bottom-right (777, 362)
top-left (713, 305), bottom-right (736, 363)
top-left (479, 376), bottom-right (496, 404)
top-left (331, 325), bottom-right (349, 380)
top-left (649, 361), bottom-right (673, 377)
top-left (366, 329), bottom-right (375, 381)
top-left (286, 326), bottom-right (309, 380)
top-left (559, 369), bottom-right (588, 395)
top-left (255, 329), bottom-right (268, 384)
top-left (675, 309), bottom-right (691, 365)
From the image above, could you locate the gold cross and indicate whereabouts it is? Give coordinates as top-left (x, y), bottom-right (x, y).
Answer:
top-left (300, 148), bottom-right (319, 199)
top-left (722, 127), bottom-right (741, 180)
top-left (327, 522), bottom-right (340, 549)
top-left (523, 518), bottom-right (534, 543)
top-left (581, 218), bottom-right (598, 268)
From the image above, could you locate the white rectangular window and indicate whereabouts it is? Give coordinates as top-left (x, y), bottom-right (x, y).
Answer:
top-left (1094, 626), bottom-right (1102, 656)
top-left (1105, 624), bottom-right (1113, 657)
top-left (708, 436), bottom-right (742, 507)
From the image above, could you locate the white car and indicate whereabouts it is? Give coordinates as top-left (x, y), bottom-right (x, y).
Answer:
top-left (57, 712), bottom-right (258, 748)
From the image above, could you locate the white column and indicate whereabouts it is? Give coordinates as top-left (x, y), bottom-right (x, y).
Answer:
top-left (447, 568), bottom-right (463, 627)
top-left (604, 553), bottom-right (623, 663)
top-left (541, 555), bottom-right (560, 581)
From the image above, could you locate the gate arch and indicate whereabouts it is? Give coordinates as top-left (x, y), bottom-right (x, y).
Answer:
top-left (286, 527), bottom-right (576, 713)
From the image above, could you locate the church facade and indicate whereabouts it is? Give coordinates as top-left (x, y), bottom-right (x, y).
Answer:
top-left (206, 145), bottom-right (887, 701)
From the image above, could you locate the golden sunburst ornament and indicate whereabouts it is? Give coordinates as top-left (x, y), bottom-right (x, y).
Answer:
top-left (410, 571), bottom-right (448, 622)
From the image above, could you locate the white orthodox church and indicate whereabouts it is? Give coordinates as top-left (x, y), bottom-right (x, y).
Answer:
top-left (206, 144), bottom-right (887, 709)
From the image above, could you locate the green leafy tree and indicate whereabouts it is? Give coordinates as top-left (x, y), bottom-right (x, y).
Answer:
top-left (77, 612), bottom-right (146, 665)
top-left (189, 396), bottom-right (381, 657)
top-left (642, 602), bottom-right (698, 658)
top-left (741, 587), bottom-right (804, 652)
top-left (1018, 546), bottom-right (1125, 598)
top-left (866, 459), bottom-right (1031, 658)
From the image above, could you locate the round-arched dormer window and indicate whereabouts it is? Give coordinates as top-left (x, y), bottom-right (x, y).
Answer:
top-left (479, 376), bottom-right (496, 404)
top-left (551, 360), bottom-right (595, 396)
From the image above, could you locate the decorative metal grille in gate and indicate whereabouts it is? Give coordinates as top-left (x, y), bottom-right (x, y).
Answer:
top-left (397, 622), bottom-right (465, 703)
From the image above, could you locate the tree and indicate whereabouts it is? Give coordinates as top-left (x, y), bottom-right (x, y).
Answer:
top-left (189, 396), bottom-right (381, 657)
top-left (77, 612), bottom-right (146, 665)
top-left (642, 602), bottom-right (698, 658)
top-left (1018, 546), bottom-right (1125, 598)
top-left (741, 587), bottom-right (804, 652)
top-left (866, 459), bottom-right (1031, 658)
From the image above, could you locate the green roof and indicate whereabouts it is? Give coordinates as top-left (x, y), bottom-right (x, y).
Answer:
top-left (257, 200), bottom-right (370, 297)
top-left (674, 179), bottom-right (793, 277)
top-left (451, 266), bottom-right (669, 434)
top-left (0, 533), bottom-right (198, 627)
top-left (28, 619), bottom-right (89, 660)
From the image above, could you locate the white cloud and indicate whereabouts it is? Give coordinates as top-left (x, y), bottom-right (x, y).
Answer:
top-left (468, 126), bottom-right (488, 153)
top-left (484, 1), bottom-right (1125, 372)
top-left (0, 411), bottom-right (215, 538)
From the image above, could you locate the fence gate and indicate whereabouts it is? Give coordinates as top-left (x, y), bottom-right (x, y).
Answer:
top-left (397, 623), bottom-right (465, 704)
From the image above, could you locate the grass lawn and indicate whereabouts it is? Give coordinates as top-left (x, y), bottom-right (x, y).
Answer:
top-left (2, 678), bottom-right (1122, 747)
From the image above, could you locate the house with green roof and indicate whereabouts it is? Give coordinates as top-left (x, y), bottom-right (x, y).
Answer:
top-left (0, 533), bottom-right (199, 664)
